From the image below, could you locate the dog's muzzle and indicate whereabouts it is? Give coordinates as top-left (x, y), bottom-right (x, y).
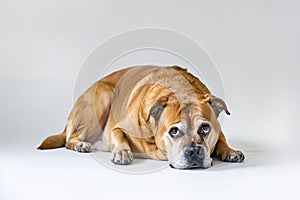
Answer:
top-left (169, 142), bottom-right (213, 169)
top-left (173, 141), bottom-right (211, 169)
top-left (184, 142), bottom-right (206, 168)
top-left (184, 144), bottom-right (205, 161)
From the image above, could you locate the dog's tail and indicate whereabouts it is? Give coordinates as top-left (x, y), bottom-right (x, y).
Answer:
top-left (37, 128), bottom-right (66, 150)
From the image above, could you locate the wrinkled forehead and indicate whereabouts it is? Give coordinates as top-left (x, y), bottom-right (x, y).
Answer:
top-left (167, 101), bottom-right (214, 130)
top-left (179, 101), bottom-right (214, 122)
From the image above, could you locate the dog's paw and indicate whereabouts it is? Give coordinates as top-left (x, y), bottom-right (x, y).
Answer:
top-left (74, 142), bottom-right (92, 153)
top-left (218, 150), bottom-right (245, 163)
top-left (111, 149), bottom-right (134, 165)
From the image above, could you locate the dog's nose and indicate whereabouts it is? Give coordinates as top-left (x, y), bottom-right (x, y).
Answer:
top-left (184, 145), bottom-right (204, 160)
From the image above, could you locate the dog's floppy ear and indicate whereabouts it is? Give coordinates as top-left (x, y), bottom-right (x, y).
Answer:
top-left (209, 96), bottom-right (231, 117)
top-left (148, 104), bottom-right (164, 121)
top-left (146, 96), bottom-right (168, 121)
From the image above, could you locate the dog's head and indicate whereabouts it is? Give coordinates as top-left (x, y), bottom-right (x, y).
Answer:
top-left (147, 93), bottom-right (230, 169)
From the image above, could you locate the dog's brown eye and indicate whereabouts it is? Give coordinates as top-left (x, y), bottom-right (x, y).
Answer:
top-left (198, 124), bottom-right (211, 137)
top-left (168, 127), bottom-right (183, 138)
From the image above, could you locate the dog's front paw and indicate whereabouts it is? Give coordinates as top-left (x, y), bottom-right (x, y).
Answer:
top-left (218, 150), bottom-right (245, 163)
top-left (74, 142), bottom-right (92, 153)
top-left (111, 149), bottom-right (134, 165)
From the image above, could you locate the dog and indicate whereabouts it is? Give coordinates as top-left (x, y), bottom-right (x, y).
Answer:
top-left (38, 66), bottom-right (244, 169)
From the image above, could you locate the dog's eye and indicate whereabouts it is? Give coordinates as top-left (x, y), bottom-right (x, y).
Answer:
top-left (168, 127), bottom-right (183, 138)
top-left (198, 123), bottom-right (211, 137)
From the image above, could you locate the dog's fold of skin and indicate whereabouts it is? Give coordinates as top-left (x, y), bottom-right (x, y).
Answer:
top-left (38, 66), bottom-right (245, 169)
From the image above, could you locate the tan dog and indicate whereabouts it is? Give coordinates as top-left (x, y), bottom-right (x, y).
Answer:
top-left (38, 66), bottom-right (244, 169)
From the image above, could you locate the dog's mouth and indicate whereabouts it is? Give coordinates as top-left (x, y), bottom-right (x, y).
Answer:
top-left (169, 159), bottom-right (213, 170)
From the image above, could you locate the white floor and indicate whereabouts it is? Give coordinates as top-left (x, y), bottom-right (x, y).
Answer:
top-left (1, 140), bottom-right (299, 200)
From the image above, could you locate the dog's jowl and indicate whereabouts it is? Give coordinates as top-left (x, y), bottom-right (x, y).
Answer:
top-left (38, 66), bottom-right (244, 169)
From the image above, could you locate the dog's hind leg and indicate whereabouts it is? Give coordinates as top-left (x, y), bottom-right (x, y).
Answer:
top-left (63, 112), bottom-right (92, 152)
top-left (66, 138), bottom-right (91, 153)
top-left (65, 81), bottom-right (114, 153)
top-left (66, 135), bottom-right (92, 153)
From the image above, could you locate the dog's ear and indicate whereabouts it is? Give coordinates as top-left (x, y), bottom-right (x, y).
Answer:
top-left (209, 96), bottom-right (231, 117)
top-left (148, 104), bottom-right (164, 121)
top-left (146, 96), bottom-right (168, 121)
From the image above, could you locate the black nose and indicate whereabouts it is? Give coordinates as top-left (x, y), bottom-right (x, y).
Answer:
top-left (184, 145), bottom-right (204, 160)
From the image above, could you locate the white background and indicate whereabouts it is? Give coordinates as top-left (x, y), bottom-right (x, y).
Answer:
top-left (1, 1), bottom-right (300, 200)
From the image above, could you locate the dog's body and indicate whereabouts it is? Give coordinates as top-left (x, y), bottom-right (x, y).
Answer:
top-left (39, 66), bottom-right (244, 169)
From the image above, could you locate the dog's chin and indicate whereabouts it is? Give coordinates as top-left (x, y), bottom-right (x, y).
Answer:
top-left (169, 158), bottom-right (213, 170)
